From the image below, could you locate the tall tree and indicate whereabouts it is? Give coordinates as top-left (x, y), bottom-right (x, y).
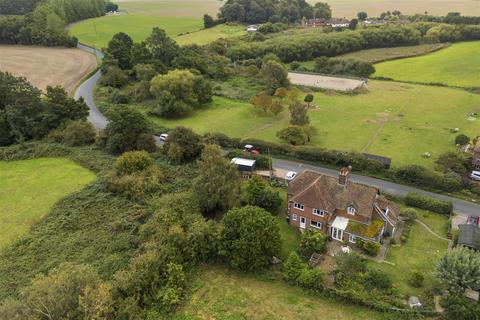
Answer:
top-left (106, 32), bottom-right (134, 69)
top-left (261, 60), bottom-right (289, 94)
top-left (101, 105), bottom-right (156, 154)
top-left (220, 205), bottom-right (281, 271)
top-left (193, 144), bottom-right (241, 213)
top-left (163, 126), bottom-right (203, 164)
top-left (436, 246), bottom-right (480, 293)
top-left (146, 27), bottom-right (179, 67)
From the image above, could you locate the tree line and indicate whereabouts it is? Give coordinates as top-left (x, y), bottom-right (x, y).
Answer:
top-left (0, 0), bottom-right (42, 15)
top-left (222, 23), bottom-right (480, 63)
top-left (0, 0), bottom-right (109, 46)
top-left (217, 0), bottom-right (332, 24)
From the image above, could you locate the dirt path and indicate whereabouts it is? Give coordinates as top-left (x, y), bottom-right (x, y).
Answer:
top-left (415, 220), bottom-right (451, 242)
top-left (0, 45), bottom-right (97, 95)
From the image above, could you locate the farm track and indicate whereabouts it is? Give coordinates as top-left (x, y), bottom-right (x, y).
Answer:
top-left (74, 45), bottom-right (480, 218)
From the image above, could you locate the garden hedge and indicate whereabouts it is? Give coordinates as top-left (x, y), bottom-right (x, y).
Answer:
top-left (404, 192), bottom-right (453, 215)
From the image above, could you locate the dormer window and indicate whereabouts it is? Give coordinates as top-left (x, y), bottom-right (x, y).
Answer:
top-left (347, 206), bottom-right (356, 215)
top-left (293, 202), bottom-right (304, 211)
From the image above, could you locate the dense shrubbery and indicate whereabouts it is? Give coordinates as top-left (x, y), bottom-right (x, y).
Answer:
top-left (47, 120), bottom-right (96, 147)
top-left (283, 252), bottom-right (324, 290)
top-left (355, 238), bottom-right (381, 256)
top-left (224, 24), bottom-right (480, 63)
top-left (313, 57), bottom-right (375, 77)
top-left (220, 205), bottom-right (281, 271)
top-left (0, 0), bottom-right (106, 46)
top-left (149, 69), bottom-right (212, 118)
top-left (299, 229), bottom-right (327, 258)
top-left (404, 193), bottom-right (453, 215)
top-left (0, 0), bottom-right (41, 14)
top-left (244, 175), bottom-right (281, 213)
top-left (163, 126), bottom-right (203, 164)
top-left (1, 73), bottom-right (89, 147)
top-left (97, 105), bottom-right (156, 154)
top-left (106, 151), bottom-right (164, 200)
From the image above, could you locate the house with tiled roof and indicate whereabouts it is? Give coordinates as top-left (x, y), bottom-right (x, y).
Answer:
top-left (287, 168), bottom-right (399, 245)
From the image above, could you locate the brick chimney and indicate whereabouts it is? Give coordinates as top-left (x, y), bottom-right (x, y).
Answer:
top-left (339, 167), bottom-right (350, 185)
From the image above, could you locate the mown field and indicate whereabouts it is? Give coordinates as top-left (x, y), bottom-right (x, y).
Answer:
top-left (374, 41), bottom-right (480, 88)
top-left (138, 80), bottom-right (480, 168)
top-left (114, 0), bottom-right (222, 17)
top-left (0, 158), bottom-right (95, 250)
top-left (318, 0), bottom-right (478, 17)
top-left (175, 266), bottom-right (391, 320)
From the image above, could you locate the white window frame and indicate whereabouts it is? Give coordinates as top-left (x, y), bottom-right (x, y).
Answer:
top-left (310, 220), bottom-right (322, 229)
top-left (313, 208), bottom-right (325, 217)
top-left (347, 206), bottom-right (356, 215)
top-left (293, 202), bottom-right (305, 211)
top-left (348, 234), bottom-right (356, 243)
top-left (292, 214), bottom-right (298, 221)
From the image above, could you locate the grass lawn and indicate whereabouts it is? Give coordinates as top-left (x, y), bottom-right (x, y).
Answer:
top-left (369, 210), bottom-right (449, 296)
top-left (276, 189), bottom-right (300, 260)
top-left (339, 43), bottom-right (449, 63)
top-left (70, 15), bottom-right (202, 48)
top-left (142, 80), bottom-right (480, 169)
top-left (0, 158), bottom-right (95, 249)
top-left (176, 24), bottom-right (246, 46)
top-left (374, 41), bottom-right (480, 88)
top-left (115, 0), bottom-right (222, 17)
top-left (290, 43), bottom-right (449, 70)
top-left (174, 265), bottom-right (391, 320)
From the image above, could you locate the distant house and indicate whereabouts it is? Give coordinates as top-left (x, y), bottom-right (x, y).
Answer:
top-left (246, 25), bottom-right (259, 32)
top-left (287, 168), bottom-right (399, 245)
top-left (473, 139), bottom-right (480, 170)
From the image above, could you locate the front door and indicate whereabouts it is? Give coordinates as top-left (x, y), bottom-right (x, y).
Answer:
top-left (300, 217), bottom-right (306, 229)
top-left (331, 227), bottom-right (343, 241)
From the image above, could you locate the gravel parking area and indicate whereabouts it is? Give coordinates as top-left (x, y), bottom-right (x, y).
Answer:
top-left (288, 72), bottom-right (367, 91)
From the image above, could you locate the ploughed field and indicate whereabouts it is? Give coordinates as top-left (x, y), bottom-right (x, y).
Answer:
top-left (0, 45), bottom-right (97, 94)
top-left (374, 41), bottom-right (480, 88)
top-left (0, 158), bottom-right (95, 250)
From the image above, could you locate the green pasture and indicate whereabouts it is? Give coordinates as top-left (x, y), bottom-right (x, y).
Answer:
top-left (70, 14), bottom-right (245, 48)
top-left (115, 0), bottom-right (221, 17)
top-left (70, 15), bottom-right (201, 48)
top-left (175, 266), bottom-right (391, 320)
top-left (0, 158), bottom-right (95, 250)
top-left (369, 209), bottom-right (449, 296)
top-left (374, 41), bottom-right (480, 88)
top-left (143, 81), bottom-right (480, 168)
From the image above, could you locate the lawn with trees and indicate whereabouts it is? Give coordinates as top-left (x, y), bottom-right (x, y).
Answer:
top-left (129, 81), bottom-right (479, 168)
top-left (374, 41), bottom-right (480, 88)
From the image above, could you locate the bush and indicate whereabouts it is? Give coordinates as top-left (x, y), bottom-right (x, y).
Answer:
top-left (100, 66), bottom-right (128, 88)
top-left (400, 208), bottom-right (418, 222)
top-left (314, 57), bottom-right (375, 77)
top-left (163, 127), bottom-right (203, 164)
top-left (408, 271), bottom-right (425, 288)
top-left (299, 229), bottom-right (327, 258)
top-left (203, 132), bottom-right (241, 149)
top-left (356, 238), bottom-right (380, 256)
top-left (244, 176), bottom-right (281, 213)
top-left (110, 89), bottom-right (129, 104)
top-left (106, 151), bottom-right (164, 200)
top-left (47, 120), bottom-right (96, 147)
top-left (276, 126), bottom-right (309, 145)
top-left (404, 192), bottom-right (453, 215)
top-left (364, 269), bottom-right (392, 290)
top-left (220, 206), bottom-right (281, 271)
top-left (454, 134), bottom-right (469, 145)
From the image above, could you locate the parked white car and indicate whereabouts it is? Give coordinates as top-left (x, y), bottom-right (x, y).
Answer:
top-left (159, 133), bottom-right (168, 141)
top-left (285, 171), bottom-right (297, 181)
top-left (470, 171), bottom-right (480, 181)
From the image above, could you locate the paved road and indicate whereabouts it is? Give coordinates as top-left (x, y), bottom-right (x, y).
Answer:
top-left (74, 45), bottom-right (480, 218)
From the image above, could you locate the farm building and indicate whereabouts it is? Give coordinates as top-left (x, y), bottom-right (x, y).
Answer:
top-left (231, 157), bottom-right (256, 175)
